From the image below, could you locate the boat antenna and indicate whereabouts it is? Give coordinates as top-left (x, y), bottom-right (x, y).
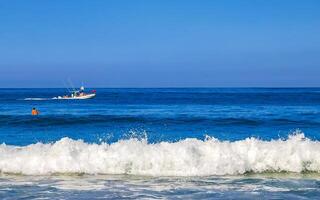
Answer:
top-left (67, 78), bottom-right (76, 92)
top-left (62, 80), bottom-right (71, 93)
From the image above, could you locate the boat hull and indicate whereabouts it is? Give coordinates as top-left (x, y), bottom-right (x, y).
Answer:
top-left (53, 93), bottom-right (96, 100)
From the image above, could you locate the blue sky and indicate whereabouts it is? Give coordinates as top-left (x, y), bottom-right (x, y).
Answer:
top-left (0, 0), bottom-right (319, 87)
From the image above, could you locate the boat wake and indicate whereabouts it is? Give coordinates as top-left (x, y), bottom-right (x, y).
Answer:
top-left (0, 132), bottom-right (319, 176)
top-left (23, 98), bottom-right (51, 101)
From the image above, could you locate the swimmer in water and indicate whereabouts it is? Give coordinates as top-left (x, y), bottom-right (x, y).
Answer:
top-left (31, 108), bottom-right (39, 115)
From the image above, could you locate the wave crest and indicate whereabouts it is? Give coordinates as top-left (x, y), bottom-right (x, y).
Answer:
top-left (0, 132), bottom-right (319, 176)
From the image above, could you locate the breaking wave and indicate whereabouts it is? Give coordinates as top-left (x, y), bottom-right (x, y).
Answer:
top-left (0, 132), bottom-right (320, 176)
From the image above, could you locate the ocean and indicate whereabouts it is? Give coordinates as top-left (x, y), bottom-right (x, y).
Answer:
top-left (1, 88), bottom-right (320, 199)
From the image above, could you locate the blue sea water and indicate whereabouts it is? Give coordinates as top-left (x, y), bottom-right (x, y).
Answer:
top-left (1, 88), bottom-right (320, 199)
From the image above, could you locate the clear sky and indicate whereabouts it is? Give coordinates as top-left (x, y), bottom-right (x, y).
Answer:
top-left (0, 0), bottom-right (319, 87)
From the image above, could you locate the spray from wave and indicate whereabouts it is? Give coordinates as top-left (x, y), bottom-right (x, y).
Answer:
top-left (0, 131), bottom-right (319, 176)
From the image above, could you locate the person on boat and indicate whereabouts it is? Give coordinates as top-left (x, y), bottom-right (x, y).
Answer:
top-left (31, 108), bottom-right (39, 115)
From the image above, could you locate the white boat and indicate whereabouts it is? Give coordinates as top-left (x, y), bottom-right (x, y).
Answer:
top-left (53, 86), bottom-right (96, 100)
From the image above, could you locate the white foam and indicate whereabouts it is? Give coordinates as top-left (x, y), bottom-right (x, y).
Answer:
top-left (0, 132), bottom-right (320, 176)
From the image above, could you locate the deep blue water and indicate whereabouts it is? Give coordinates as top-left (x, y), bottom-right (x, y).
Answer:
top-left (1, 88), bottom-right (320, 199)
top-left (2, 88), bottom-right (320, 145)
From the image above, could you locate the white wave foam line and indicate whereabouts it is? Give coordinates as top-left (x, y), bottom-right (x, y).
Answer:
top-left (0, 133), bottom-right (320, 176)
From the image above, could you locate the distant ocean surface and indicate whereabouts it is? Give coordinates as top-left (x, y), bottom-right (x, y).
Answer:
top-left (1, 88), bottom-right (320, 199)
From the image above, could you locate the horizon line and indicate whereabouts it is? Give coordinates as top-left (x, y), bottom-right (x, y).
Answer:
top-left (1, 86), bottom-right (320, 89)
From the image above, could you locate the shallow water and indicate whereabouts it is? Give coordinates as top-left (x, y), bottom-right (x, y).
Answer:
top-left (1, 88), bottom-right (320, 199)
top-left (1, 174), bottom-right (320, 199)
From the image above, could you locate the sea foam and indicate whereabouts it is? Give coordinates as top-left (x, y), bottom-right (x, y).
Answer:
top-left (0, 133), bottom-right (320, 176)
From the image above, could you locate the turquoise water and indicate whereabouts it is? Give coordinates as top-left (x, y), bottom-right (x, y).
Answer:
top-left (1, 88), bottom-right (320, 199)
